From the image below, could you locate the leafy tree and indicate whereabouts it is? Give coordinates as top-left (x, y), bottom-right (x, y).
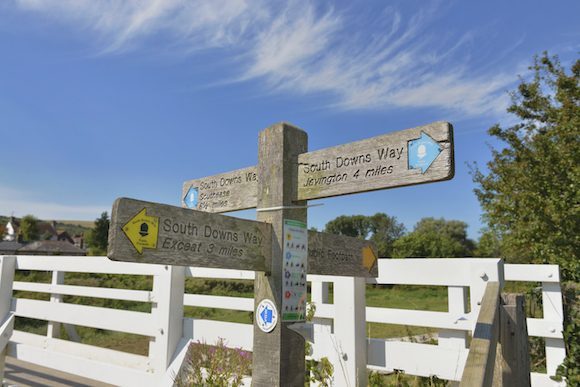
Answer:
top-left (20, 215), bottom-right (39, 241)
top-left (392, 217), bottom-right (475, 258)
top-left (368, 213), bottom-right (406, 257)
top-left (472, 52), bottom-right (579, 383)
top-left (471, 53), bottom-right (579, 281)
top-left (86, 212), bottom-right (110, 255)
top-left (474, 228), bottom-right (502, 257)
top-left (324, 213), bottom-right (405, 257)
top-left (324, 215), bottom-right (370, 239)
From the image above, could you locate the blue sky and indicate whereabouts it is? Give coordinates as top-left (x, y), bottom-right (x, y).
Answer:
top-left (0, 0), bottom-right (578, 239)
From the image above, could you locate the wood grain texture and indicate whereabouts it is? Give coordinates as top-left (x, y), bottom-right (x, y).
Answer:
top-left (493, 294), bottom-right (531, 387)
top-left (182, 121), bottom-right (454, 212)
top-left (460, 281), bottom-right (500, 387)
top-left (182, 166), bottom-right (258, 213)
top-left (307, 231), bottom-right (378, 277)
top-left (108, 198), bottom-right (271, 271)
top-left (252, 122), bottom-right (307, 387)
top-left (297, 121), bottom-right (454, 200)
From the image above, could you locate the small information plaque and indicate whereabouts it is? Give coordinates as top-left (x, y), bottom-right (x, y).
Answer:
top-left (281, 219), bottom-right (308, 322)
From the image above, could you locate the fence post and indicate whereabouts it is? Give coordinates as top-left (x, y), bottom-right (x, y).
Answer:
top-left (47, 270), bottom-right (64, 338)
top-left (333, 276), bottom-right (367, 387)
top-left (440, 286), bottom-right (468, 349)
top-left (148, 265), bottom-right (185, 381)
top-left (0, 256), bottom-right (16, 380)
top-left (541, 281), bottom-right (566, 377)
top-left (492, 294), bottom-right (531, 387)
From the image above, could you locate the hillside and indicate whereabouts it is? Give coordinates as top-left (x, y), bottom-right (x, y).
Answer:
top-left (0, 216), bottom-right (94, 236)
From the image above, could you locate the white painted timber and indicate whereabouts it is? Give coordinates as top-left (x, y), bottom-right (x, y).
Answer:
top-left (541, 282), bottom-right (566, 376)
top-left (185, 266), bottom-right (255, 280)
top-left (367, 258), bottom-right (503, 287)
top-left (333, 277), bottom-right (367, 387)
top-left (0, 256), bottom-right (15, 379)
top-left (310, 280), bottom-right (330, 305)
top-left (148, 266), bottom-right (185, 373)
top-left (0, 313), bottom-right (14, 352)
top-left (311, 303), bottom-right (335, 319)
top-left (12, 298), bottom-right (156, 336)
top-left (15, 255), bottom-right (164, 275)
top-left (439, 287), bottom-right (468, 349)
top-left (366, 307), bottom-right (473, 331)
top-left (12, 281), bottom-right (154, 302)
top-left (7, 341), bottom-right (154, 387)
top-left (47, 270), bottom-right (64, 339)
top-left (367, 339), bottom-right (469, 381)
top-left (530, 372), bottom-right (566, 387)
top-left (162, 337), bottom-right (192, 386)
top-left (526, 318), bottom-right (564, 339)
top-left (505, 264), bottom-right (560, 283)
top-left (11, 330), bottom-right (149, 370)
top-left (183, 318), bottom-right (253, 351)
top-left (183, 294), bottom-right (253, 311)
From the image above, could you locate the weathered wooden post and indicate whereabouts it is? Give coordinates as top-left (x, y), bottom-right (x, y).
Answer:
top-left (252, 122), bottom-right (308, 386)
top-left (493, 294), bottom-right (531, 387)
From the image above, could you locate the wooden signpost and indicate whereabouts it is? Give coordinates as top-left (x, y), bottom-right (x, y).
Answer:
top-left (181, 121), bottom-right (453, 212)
top-left (108, 197), bottom-right (377, 276)
top-left (307, 230), bottom-right (378, 277)
top-left (108, 198), bottom-right (272, 271)
top-left (109, 120), bottom-right (454, 387)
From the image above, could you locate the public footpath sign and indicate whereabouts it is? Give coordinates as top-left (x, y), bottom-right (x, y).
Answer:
top-left (181, 121), bottom-right (453, 212)
top-left (182, 166), bottom-right (258, 213)
top-left (110, 121), bottom-right (454, 386)
top-left (109, 197), bottom-right (377, 276)
top-left (108, 197), bottom-right (272, 271)
top-left (307, 230), bottom-right (378, 277)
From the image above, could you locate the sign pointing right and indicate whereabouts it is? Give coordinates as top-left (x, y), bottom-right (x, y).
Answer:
top-left (408, 132), bottom-right (443, 173)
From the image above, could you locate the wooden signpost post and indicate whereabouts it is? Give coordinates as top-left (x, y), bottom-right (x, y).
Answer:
top-left (109, 120), bottom-right (454, 387)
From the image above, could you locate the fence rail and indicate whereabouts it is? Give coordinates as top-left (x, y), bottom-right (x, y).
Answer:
top-left (0, 255), bottom-right (567, 387)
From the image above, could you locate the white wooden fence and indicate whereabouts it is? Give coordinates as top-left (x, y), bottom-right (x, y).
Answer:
top-left (0, 255), bottom-right (566, 386)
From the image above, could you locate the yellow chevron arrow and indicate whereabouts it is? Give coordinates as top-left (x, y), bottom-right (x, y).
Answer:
top-left (122, 208), bottom-right (159, 254)
top-left (362, 245), bottom-right (377, 272)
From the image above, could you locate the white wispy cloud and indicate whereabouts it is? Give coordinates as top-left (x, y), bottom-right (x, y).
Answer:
top-left (0, 187), bottom-right (107, 220)
top-left (13, 0), bottom-right (517, 116)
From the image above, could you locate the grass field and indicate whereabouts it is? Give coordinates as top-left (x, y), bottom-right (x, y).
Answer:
top-left (55, 220), bottom-right (95, 229)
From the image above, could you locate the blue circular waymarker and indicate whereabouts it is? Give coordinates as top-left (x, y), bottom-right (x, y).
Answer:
top-left (256, 299), bottom-right (278, 333)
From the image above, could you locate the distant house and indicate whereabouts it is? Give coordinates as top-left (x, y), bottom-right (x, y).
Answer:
top-left (17, 240), bottom-right (86, 256)
top-left (3, 216), bottom-right (20, 241)
top-left (3, 218), bottom-right (74, 242)
top-left (0, 240), bottom-right (26, 255)
top-left (72, 234), bottom-right (85, 249)
top-left (1, 217), bottom-right (87, 256)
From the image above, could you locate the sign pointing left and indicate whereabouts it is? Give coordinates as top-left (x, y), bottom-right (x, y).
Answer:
top-left (122, 208), bottom-right (159, 254)
top-left (108, 197), bottom-right (272, 270)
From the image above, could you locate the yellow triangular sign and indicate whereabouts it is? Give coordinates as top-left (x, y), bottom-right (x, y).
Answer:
top-left (362, 246), bottom-right (377, 272)
top-left (122, 208), bottom-right (159, 254)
